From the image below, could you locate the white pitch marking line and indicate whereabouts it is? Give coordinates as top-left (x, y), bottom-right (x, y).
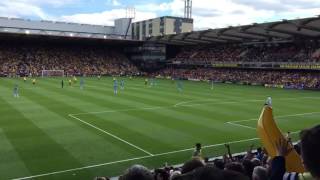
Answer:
top-left (70, 106), bottom-right (164, 116)
top-left (12, 137), bottom-right (262, 180)
top-left (174, 96), bottom-right (320, 108)
top-left (226, 122), bottom-right (257, 130)
top-left (11, 155), bottom-right (152, 180)
top-left (226, 112), bottom-right (320, 130)
top-left (68, 114), bottom-right (154, 156)
top-left (229, 112), bottom-right (320, 123)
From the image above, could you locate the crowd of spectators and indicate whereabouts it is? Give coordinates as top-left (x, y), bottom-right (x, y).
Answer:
top-left (157, 68), bottom-right (320, 89)
top-left (0, 44), bottom-right (140, 77)
top-left (173, 44), bottom-right (320, 64)
top-left (96, 125), bottom-right (320, 180)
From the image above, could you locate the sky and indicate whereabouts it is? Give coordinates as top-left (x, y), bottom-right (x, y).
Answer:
top-left (0, 0), bottom-right (319, 30)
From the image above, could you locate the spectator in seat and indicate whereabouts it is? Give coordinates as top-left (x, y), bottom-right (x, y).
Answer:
top-left (119, 165), bottom-right (153, 180)
top-left (225, 162), bottom-right (246, 174)
top-left (300, 125), bottom-right (320, 180)
top-left (252, 166), bottom-right (268, 180)
top-left (181, 158), bottom-right (205, 174)
top-left (155, 168), bottom-right (170, 180)
top-left (173, 165), bottom-right (249, 180)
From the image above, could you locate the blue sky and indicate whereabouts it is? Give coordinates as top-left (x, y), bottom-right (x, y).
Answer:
top-left (0, 0), bottom-right (319, 29)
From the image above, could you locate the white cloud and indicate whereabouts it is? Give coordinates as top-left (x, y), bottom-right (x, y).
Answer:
top-left (3, 0), bottom-right (79, 8)
top-left (135, 3), bottom-right (171, 12)
top-left (0, 0), bottom-right (51, 19)
top-left (156, 0), bottom-right (320, 29)
top-left (106, 0), bottom-right (121, 7)
top-left (112, 0), bottom-right (121, 6)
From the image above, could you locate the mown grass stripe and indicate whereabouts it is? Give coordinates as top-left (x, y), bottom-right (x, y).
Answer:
top-left (0, 94), bottom-right (92, 179)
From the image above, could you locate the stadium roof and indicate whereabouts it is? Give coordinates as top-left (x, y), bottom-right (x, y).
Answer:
top-left (0, 30), bottom-right (143, 46)
top-left (0, 17), bottom-right (140, 44)
top-left (148, 16), bottom-right (320, 45)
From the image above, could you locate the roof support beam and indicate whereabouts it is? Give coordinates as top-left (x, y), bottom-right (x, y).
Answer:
top-left (200, 37), bottom-right (227, 43)
top-left (237, 28), bottom-right (273, 39)
top-left (298, 25), bottom-right (320, 33)
top-left (222, 33), bottom-right (264, 40)
top-left (198, 29), bottom-right (214, 39)
top-left (170, 39), bottom-right (196, 45)
top-left (202, 35), bottom-right (242, 42)
top-left (157, 40), bottom-right (192, 46)
top-left (266, 28), bottom-right (314, 37)
top-left (242, 30), bottom-right (289, 39)
top-left (181, 32), bottom-right (193, 40)
top-left (300, 18), bottom-right (319, 26)
top-left (183, 38), bottom-right (211, 44)
top-left (168, 34), bottom-right (179, 41)
top-left (186, 37), bottom-right (215, 43)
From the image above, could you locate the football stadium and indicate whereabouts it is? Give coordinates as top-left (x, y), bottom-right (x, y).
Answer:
top-left (1, 1), bottom-right (320, 180)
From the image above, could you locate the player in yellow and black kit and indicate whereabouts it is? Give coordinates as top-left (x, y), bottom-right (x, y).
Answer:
top-left (23, 77), bottom-right (27, 83)
top-left (73, 76), bottom-right (77, 84)
top-left (32, 79), bottom-right (36, 85)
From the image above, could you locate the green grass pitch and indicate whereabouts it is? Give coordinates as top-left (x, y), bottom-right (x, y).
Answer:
top-left (0, 77), bottom-right (319, 179)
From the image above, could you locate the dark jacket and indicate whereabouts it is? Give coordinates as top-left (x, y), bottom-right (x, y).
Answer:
top-left (271, 156), bottom-right (286, 180)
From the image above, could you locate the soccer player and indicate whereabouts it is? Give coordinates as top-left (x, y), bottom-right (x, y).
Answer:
top-left (32, 79), bottom-right (36, 85)
top-left (144, 78), bottom-right (148, 86)
top-left (13, 84), bottom-right (19, 98)
top-left (68, 79), bottom-right (72, 86)
top-left (266, 97), bottom-right (272, 106)
top-left (192, 143), bottom-right (202, 158)
top-left (177, 79), bottom-right (183, 92)
top-left (80, 78), bottom-right (84, 90)
top-left (211, 80), bottom-right (214, 90)
top-left (23, 76), bottom-right (27, 83)
top-left (150, 78), bottom-right (155, 87)
top-left (61, 80), bottom-right (64, 89)
top-left (97, 75), bottom-right (101, 80)
top-left (73, 76), bottom-right (77, 84)
top-left (113, 79), bottom-right (118, 95)
top-left (120, 79), bottom-right (124, 90)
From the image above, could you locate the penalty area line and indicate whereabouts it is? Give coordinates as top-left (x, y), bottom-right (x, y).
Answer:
top-left (68, 114), bottom-right (154, 156)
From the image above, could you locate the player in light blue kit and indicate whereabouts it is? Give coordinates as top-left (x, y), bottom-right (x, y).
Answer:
top-left (211, 80), bottom-right (214, 90)
top-left (266, 97), bottom-right (272, 106)
top-left (177, 79), bottom-right (183, 92)
top-left (150, 77), bottom-right (157, 87)
top-left (120, 79), bottom-right (125, 90)
top-left (13, 84), bottom-right (19, 98)
top-left (80, 78), bottom-right (85, 90)
top-left (113, 79), bottom-right (118, 95)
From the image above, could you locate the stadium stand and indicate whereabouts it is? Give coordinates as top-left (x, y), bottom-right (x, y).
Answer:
top-left (171, 43), bottom-right (320, 64)
top-left (0, 42), bottom-right (140, 77)
top-left (154, 42), bottom-right (320, 90)
top-left (156, 68), bottom-right (320, 89)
